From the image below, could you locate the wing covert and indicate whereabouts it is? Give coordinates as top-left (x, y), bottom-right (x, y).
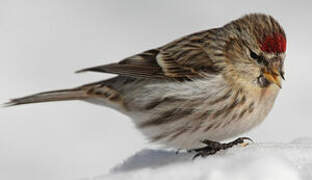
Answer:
top-left (77, 30), bottom-right (221, 79)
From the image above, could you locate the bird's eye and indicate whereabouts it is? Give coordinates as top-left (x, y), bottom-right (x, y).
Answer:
top-left (249, 49), bottom-right (268, 65)
top-left (250, 49), bottom-right (260, 59)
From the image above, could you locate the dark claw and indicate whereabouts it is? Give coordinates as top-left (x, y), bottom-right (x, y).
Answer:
top-left (192, 149), bottom-right (218, 160)
top-left (189, 137), bottom-right (254, 159)
top-left (231, 137), bottom-right (254, 145)
top-left (192, 153), bottom-right (201, 160)
top-left (237, 137), bottom-right (254, 143)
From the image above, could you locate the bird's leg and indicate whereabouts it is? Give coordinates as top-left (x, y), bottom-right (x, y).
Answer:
top-left (189, 137), bottom-right (254, 159)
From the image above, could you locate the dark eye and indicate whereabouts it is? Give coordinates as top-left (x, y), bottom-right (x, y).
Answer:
top-left (249, 49), bottom-right (268, 65)
top-left (250, 49), bottom-right (260, 59)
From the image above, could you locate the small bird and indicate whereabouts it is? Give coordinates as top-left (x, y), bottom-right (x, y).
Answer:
top-left (5, 13), bottom-right (286, 157)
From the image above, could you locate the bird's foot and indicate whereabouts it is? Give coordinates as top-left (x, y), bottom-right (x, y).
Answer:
top-left (189, 137), bottom-right (254, 159)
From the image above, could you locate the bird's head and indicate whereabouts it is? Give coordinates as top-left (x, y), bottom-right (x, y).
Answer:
top-left (222, 14), bottom-right (286, 89)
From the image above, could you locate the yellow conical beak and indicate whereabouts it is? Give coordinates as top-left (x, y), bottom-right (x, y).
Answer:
top-left (263, 68), bottom-right (282, 88)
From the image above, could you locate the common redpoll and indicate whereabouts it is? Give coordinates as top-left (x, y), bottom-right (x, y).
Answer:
top-left (6, 13), bottom-right (286, 156)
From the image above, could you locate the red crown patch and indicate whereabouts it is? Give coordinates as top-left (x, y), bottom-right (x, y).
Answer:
top-left (260, 34), bottom-right (286, 53)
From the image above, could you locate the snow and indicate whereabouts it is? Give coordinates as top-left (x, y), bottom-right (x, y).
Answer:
top-left (85, 138), bottom-right (312, 180)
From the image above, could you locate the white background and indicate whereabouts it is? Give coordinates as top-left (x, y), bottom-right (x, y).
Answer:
top-left (0, 0), bottom-right (311, 180)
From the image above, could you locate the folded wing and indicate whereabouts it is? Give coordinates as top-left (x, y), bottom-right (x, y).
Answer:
top-left (77, 30), bottom-right (220, 80)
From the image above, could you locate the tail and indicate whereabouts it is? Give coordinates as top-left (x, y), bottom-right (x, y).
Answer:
top-left (4, 88), bottom-right (88, 107)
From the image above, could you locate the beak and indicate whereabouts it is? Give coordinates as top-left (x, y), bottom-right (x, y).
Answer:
top-left (280, 71), bottom-right (285, 80)
top-left (263, 68), bottom-right (282, 88)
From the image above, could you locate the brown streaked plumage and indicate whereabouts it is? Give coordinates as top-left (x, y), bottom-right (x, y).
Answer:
top-left (5, 13), bottom-right (286, 153)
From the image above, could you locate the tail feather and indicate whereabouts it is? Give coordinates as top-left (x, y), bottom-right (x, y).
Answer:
top-left (4, 88), bottom-right (88, 107)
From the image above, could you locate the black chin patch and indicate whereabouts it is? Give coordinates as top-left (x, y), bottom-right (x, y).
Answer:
top-left (257, 75), bottom-right (270, 88)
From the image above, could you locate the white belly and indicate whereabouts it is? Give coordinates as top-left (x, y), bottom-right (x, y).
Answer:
top-left (125, 78), bottom-right (280, 149)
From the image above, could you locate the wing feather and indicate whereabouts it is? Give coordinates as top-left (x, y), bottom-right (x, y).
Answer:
top-left (77, 29), bottom-right (221, 79)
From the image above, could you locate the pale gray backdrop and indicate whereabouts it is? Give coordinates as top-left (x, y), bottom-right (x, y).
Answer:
top-left (0, 0), bottom-right (311, 180)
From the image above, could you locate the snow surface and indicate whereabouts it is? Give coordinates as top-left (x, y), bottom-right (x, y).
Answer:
top-left (85, 138), bottom-right (312, 180)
